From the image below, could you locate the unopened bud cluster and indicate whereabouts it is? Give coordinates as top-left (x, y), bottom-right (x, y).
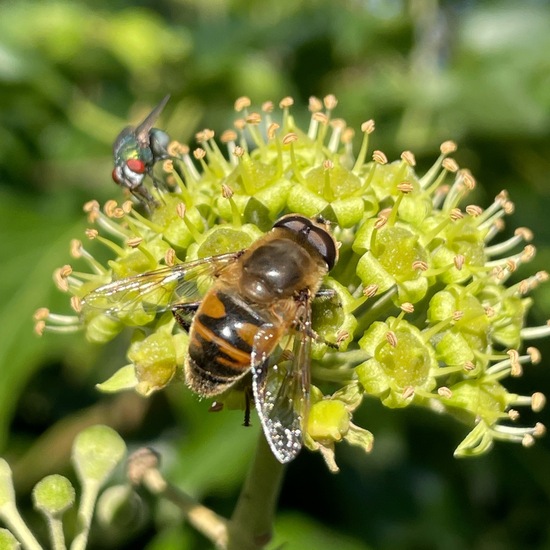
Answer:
top-left (36, 95), bottom-right (548, 469)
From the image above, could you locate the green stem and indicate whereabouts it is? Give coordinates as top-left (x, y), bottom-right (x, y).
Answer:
top-left (0, 502), bottom-right (43, 550)
top-left (142, 468), bottom-right (229, 547)
top-left (132, 432), bottom-right (285, 549)
top-left (354, 286), bottom-right (398, 335)
top-left (47, 516), bottom-right (66, 550)
top-left (313, 364), bottom-right (356, 383)
top-left (226, 432), bottom-right (286, 550)
top-left (70, 480), bottom-right (99, 550)
top-left (128, 448), bottom-right (228, 548)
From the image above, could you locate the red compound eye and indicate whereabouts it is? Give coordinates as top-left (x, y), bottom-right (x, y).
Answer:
top-left (126, 158), bottom-right (147, 173)
top-left (112, 168), bottom-right (121, 183)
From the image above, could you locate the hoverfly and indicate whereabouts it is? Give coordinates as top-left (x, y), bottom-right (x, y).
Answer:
top-left (112, 95), bottom-right (171, 206)
top-left (81, 214), bottom-right (338, 463)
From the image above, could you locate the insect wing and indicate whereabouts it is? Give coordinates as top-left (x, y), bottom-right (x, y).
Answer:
top-left (252, 304), bottom-right (312, 464)
top-left (80, 252), bottom-right (238, 321)
top-left (135, 95), bottom-right (170, 147)
top-left (113, 126), bottom-right (134, 157)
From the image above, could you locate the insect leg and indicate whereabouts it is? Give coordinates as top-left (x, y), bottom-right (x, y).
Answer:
top-left (131, 184), bottom-right (158, 211)
top-left (294, 323), bottom-right (339, 350)
top-left (297, 289), bottom-right (340, 349)
top-left (172, 302), bottom-right (201, 331)
top-left (243, 385), bottom-right (252, 427)
top-left (314, 288), bottom-right (337, 299)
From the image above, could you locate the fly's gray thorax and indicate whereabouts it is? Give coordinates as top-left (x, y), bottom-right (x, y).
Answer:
top-left (241, 239), bottom-right (314, 303)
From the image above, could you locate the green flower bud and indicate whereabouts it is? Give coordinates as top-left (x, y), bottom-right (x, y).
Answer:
top-left (32, 475), bottom-right (75, 517)
top-left (85, 314), bottom-right (124, 344)
top-left (72, 425), bottom-right (126, 486)
top-left (373, 227), bottom-right (428, 296)
top-left (194, 224), bottom-right (261, 258)
top-left (396, 191), bottom-right (432, 227)
top-left (162, 207), bottom-right (203, 249)
top-left (445, 379), bottom-right (509, 426)
top-left (427, 288), bottom-right (459, 321)
top-left (128, 331), bottom-right (180, 395)
top-left (215, 192), bottom-right (250, 223)
top-left (96, 484), bottom-right (144, 531)
top-left (109, 249), bottom-right (158, 280)
top-left (491, 295), bottom-right (531, 349)
top-left (434, 331), bottom-right (475, 368)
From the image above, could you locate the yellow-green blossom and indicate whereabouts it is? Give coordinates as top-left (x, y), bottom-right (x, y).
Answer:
top-left (36, 95), bottom-right (549, 469)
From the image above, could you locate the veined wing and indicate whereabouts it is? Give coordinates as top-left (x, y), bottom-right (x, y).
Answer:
top-left (252, 301), bottom-right (312, 464)
top-left (80, 252), bottom-right (239, 319)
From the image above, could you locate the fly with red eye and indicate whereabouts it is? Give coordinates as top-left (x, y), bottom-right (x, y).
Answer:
top-left (126, 158), bottom-right (147, 174)
top-left (111, 95), bottom-right (171, 207)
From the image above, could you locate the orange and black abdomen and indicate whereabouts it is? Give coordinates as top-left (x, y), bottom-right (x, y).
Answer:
top-left (186, 288), bottom-right (273, 397)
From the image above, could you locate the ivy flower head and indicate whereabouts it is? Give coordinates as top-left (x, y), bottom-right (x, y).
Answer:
top-left (36, 95), bottom-right (548, 470)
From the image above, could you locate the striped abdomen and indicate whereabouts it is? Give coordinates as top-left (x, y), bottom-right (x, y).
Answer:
top-left (185, 288), bottom-right (281, 396)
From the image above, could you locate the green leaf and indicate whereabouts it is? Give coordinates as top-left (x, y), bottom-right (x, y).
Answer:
top-left (274, 512), bottom-right (372, 550)
top-left (0, 191), bottom-right (85, 451)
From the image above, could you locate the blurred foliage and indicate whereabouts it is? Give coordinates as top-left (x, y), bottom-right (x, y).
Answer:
top-left (0, 0), bottom-right (549, 548)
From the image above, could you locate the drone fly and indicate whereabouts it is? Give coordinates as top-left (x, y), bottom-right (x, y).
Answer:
top-left (81, 214), bottom-right (339, 463)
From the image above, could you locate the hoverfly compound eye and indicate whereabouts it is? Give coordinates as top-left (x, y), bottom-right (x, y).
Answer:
top-left (273, 214), bottom-right (310, 234)
top-left (126, 158), bottom-right (147, 174)
top-left (273, 214), bottom-right (338, 270)
top-left (307, 227), bottom-right (338, 270)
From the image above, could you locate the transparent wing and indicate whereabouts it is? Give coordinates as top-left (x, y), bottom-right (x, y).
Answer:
top-left (80, 252), bottom-right (239, 319)
top-left (135, 95), bottom-right (170, 146)
top-left (113, 126), bottom-right (133, 155)
top-left (251, 302), bottom-right (312, 464)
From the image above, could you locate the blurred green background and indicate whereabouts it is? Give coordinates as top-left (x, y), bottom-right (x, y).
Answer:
top-left (1, 0), bottom-right (550, 548)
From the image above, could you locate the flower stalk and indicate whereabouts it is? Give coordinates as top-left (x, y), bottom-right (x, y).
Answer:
top-left (128, 448), bottom-right (229, 548)
top-left (127, 435), bottom-right (284, 550)
top-left (227, 433), bottom-right (285, 550)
